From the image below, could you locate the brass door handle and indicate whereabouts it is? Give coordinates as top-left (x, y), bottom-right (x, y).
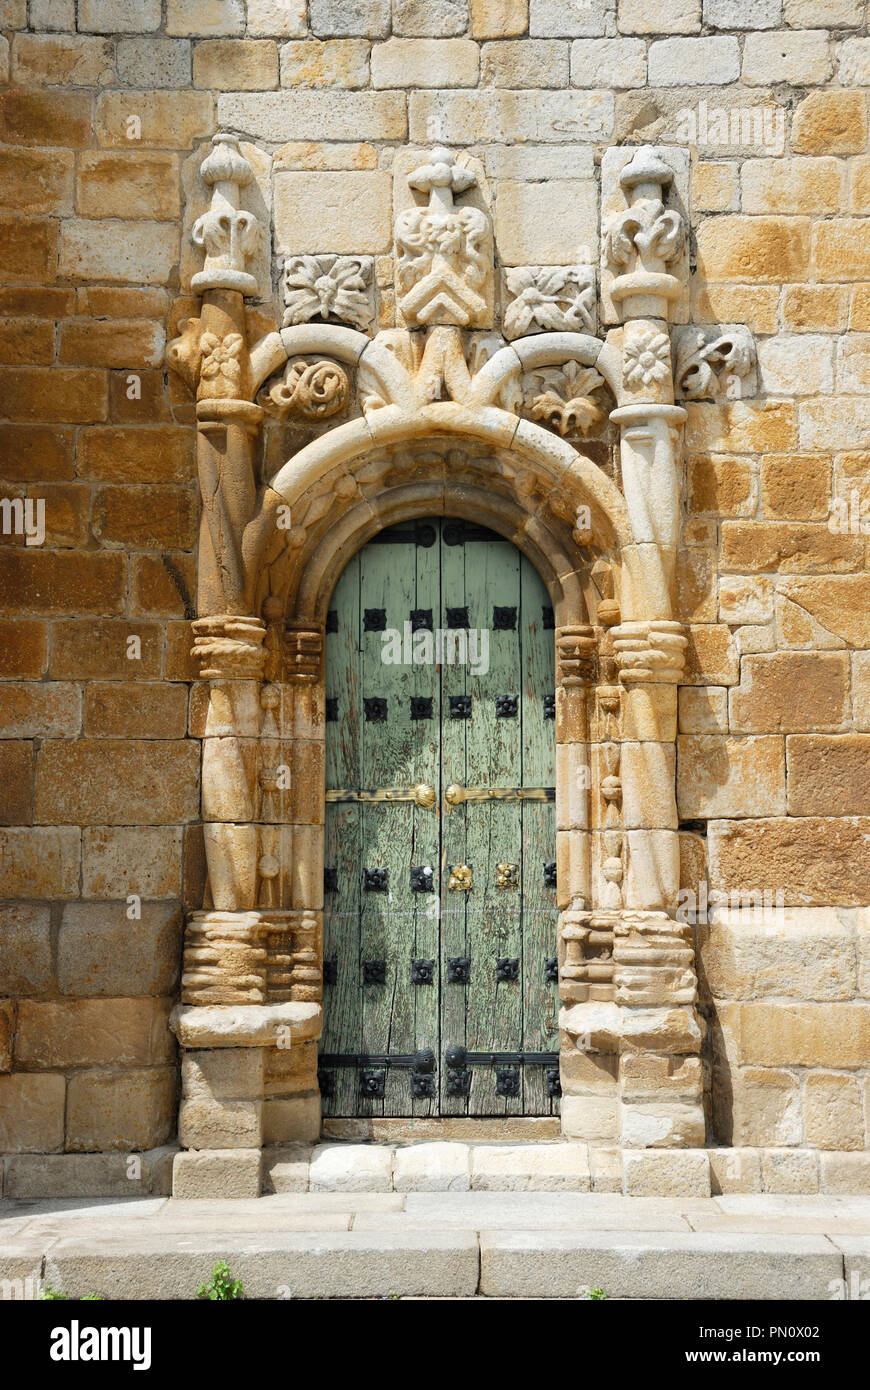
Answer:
top-left (445, 784), bottom-right (555, 805)
top-left (326, 783), bottom-right (436, 808)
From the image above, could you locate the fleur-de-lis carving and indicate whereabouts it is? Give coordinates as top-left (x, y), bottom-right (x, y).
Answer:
top-left (607, 202), bottom-right (684, 272)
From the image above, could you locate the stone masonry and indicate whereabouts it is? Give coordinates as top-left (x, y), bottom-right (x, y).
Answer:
top-left (1, 0), bottom-right (870, 1200)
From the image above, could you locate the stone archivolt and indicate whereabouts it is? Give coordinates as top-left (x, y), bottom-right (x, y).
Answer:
top-left (165, 136), bottom-right (759, 1189)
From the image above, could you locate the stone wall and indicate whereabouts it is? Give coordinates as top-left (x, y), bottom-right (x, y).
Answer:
top-left (1, 0), bottom-right (870, 1189)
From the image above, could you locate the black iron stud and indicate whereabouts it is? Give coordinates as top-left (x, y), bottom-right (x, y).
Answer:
top-left (544, 957), bottom-right (559, 984)
top-left (360, 1068), bottom-right (386, 1099)
top-left (323, 959), bottom-right (338, 985)
top-left (410, 958), bottom-right (435, 985)
top-left (364, 867), bottom-right (388, 892)
top-left (325, 609), bottom-right (338, 634)
top-left (543, 861), bottom-right (557, 889)
top-left (447, 957), bottom-right (471, 984)
top-left (543, 694), bottom-right (556, 720)
top-left (542, 605), bottom-right (555, 630)
top-left (363, 608), bottom-right (387, 632)
top-left (493, 605), bottom-right (517, 630)
top-left (412, 1073), bottom-right (436, 1099)
top-left (325, 697), bottom-right (338, 722)
top-left (495, 1066), bottom-right (520, 1098)
top-left (364, 696), bottom-right (387, 722)
top-left (446, 606), bottom-right (469, 629)
top-left (545, 1067), bottom-right (562, 1099)
top-left (363, 959), bottom-right (387, 984)
top-left (410, 608), bottom-right (433, 632)
top-left (496, 957), bottom-right (520, 983)
top-left (495, 694), bottom-right (518, 718)
top-left (317, 1068), bottom-right (335, 1098)
top-left (410, 865), bottom-right (434, 893)
top-left (323, 867), bottom-right (338, 893)
top-left (410, 696), bottom-right (433, 720)
top-left (449, 694), bottom-right (472, 719)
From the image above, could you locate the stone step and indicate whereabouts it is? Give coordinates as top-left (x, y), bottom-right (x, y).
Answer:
top-left (0, 1224), bottom-right (855, 1300)
top-left (9, 1231), bottom-right (480, 1301)
top-left (479, 1231), bottom-right (844, 1301)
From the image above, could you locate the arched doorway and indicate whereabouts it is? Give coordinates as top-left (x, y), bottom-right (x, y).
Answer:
top-left (318, 517), bottom-right (560, 1118)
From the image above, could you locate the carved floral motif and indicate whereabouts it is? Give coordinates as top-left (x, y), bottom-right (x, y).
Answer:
top-left (623, 328), bottom-right (671, 389)
top-left (526, 361), bottom-right (607, 439)
top-left (503, 265), bottom-right (596, 340)
top-left (200, 330), bottom-right (245, 397)
top-left (281, 254), bottom-right (375, 334)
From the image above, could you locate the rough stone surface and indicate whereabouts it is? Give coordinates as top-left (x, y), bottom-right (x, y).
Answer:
top-left (393, 1141), bottom-right (472, 1192)
top-left (471, 1143), bottom-right (592, 1191)
top-left (309, 1144), bottom-right (394, 1193)
top-left (479, 1230), bottom-right (841, 1300)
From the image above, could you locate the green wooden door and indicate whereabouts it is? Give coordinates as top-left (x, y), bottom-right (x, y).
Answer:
top-left (320, 518), bottom-right (559, 1117)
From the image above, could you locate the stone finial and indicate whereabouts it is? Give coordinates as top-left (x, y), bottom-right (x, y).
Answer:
top-left (602, 145), bottom-right (687, 324)
top-left (191, 133), bottom-right (262, 297)
top-left (395, 148), bottom-right (493, 329)
top-left (407, 146), bottom-right (478, 204)
top-left (618, 145), bottom-right (675, 195)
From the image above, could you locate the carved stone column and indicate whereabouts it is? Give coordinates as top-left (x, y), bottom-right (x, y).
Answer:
top-left (166, 135), bottom-right (319, 1198)
top-left (560, 145), bottom-right (704, 1151)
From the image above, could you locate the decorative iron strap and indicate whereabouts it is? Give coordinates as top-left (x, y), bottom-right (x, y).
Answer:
top-left (318, 1050), bottom-right (435, 1071)
top-left (445, 1047), bottom-right (559, 1067)
top-left (326, 783), bottom-right (436, 807)
top-left (445, 784), bottom-right (555, 806)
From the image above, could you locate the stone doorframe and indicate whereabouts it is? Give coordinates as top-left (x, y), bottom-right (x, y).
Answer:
top-left (164, 137), bottom-right (754, 1196)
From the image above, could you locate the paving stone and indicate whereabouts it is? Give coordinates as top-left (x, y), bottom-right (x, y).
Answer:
top-left (48, 1230), bottom-right (479, 1300)
top-left (479, 1230), bottom-right (842, 1299)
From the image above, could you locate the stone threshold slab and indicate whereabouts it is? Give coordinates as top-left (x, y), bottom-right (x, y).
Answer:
top-left (0, 1223), bottom-right (856, 1300)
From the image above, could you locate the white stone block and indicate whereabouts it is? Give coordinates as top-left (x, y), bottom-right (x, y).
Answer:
top-left (570, 37), bottom-right (646, 88)
top-left (393, 1141), bottom-right (471, 1191)
top-left (648, 36), bottom-right (740, 86)
top-left (742, 30), bottom-right (834, 85)
top-left (703, 0), bottom-right (781, 28)
top-left (623, 1148), bottom-right (711, 1197)
top-left (495, 178), bottom-right (598, 266)
top-left (274, 170), bottom-right (392, 255)
top-left (247, 0), bottom-right (307, 35)
top-left (757, 335), bottom-right (834, 396)
top-left (309, 1143), bottom-right (394, 1192)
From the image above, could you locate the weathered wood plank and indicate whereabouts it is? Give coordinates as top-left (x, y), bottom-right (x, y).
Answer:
top-left (323, 517), bottom-right (558, 1118)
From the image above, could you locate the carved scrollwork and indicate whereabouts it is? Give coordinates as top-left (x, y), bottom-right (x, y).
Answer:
top-left (503, 265), bottom-right (596, 340)
top-left (281, 254), bottom-right (376, 334)
top-left (672, 325), bottom-right (757, 400)
top-left (259, 357), bottom-right (350, 420)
